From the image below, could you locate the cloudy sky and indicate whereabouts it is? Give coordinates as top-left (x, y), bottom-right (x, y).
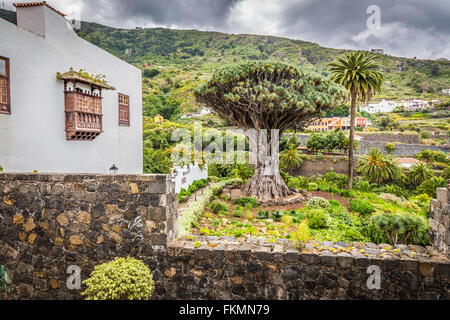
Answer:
top-left (3, 0), bottom-right (450, 59)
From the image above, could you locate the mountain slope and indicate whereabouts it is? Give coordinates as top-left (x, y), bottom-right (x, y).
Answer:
top-left (1, 8), bottom-right (449, 118)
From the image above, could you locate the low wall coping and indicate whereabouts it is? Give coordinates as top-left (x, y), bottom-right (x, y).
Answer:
top-left (169, 236), bottom-right (450, 266)
top-left (0, 172), bottom-right (170, 182)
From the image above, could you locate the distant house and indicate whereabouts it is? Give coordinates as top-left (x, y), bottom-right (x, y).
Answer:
top-left (307, 117), bottom-right (367, 132)
top-left (442, 89), bottom-right (450, 96)
top-left (360, 100), bottom-right (397, 113)
top-left (154, 114), bottom-right (164, 124)
top-left (397, 99), bottom-right (435, 111)
top-left (371, 49), bottom-right (384, 55)
top-left (0, 2), bottom-right (143, 173)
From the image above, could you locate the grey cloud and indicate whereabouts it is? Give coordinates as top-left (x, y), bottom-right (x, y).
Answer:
top-left (77, 0), bottom-right (242, 29)
top-left (3, 0), bottom-right (449, 59)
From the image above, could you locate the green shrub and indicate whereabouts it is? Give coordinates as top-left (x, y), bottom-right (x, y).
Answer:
top-left (257, 209), bottom-right (269, 219)
top-left (271, 210), bottom-right (284, 220)
top-left (287, 176), bottom-right (309, 189)
top-left (209, 200), bottom-right (230, 214)
top-left (290, 221), bottom-right (310, 249)
top-left (232, 206), bottom-right (244, 218)
top-left (371, 213), bottom-right (429, 245)
top-left (305, 209), bottom-right (329, 229)
top-left (385, 143), bottom-right (395, 154)
top-left (81, 257), bottom-right (154, 300)
top-left (442, 165), bottom-right (450, 180)
top-left (307, 197), bottom-right (330, 209)
top-left (323, 171), bottom-right (348, 189)
top-left (417, 177), bottom-right (446, 198)
top-left (234, 197), bottom-right (259, 209)
top-left (352, 177), bottom-right (374, 192)
top-left (349, 199), bottom-right (375, 216)
top-left (374, 184), bottom-right (409, 198)
top-left (307, 182), bottom-right (318, 191)
top-left (338, 189), bottom-right (356, 198)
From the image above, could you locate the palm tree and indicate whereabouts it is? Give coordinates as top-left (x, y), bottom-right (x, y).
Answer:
top-left (328, 51), bottom-right (384, 189)
top-left (279, 146), bottom-right (303, 170)
top-left (358, 148), bottom-right (402, 184)
top-left (408, 162), bottom-right (434, 186)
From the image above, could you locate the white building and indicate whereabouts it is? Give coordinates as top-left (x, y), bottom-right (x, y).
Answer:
top-left (171, 163), bottom-right (208, 193)
top-left (360, 99), bottom-right (397, 114)
top-left (397, 99), bottom-right (434, 111)
top-left (441, 89), bottom-right (450, 96)
top-left (0, 2), bottom-right (143, 174)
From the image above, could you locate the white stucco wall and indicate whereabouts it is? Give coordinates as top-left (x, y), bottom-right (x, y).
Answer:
top-left (172, 163), bottom-right (208, 193)
top-left (0, 7), bottom-right (143, 174)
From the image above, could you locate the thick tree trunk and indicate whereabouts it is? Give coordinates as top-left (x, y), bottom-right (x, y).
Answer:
top-left (242, 162), bottom-right (291, 202)
top-left (242, 129), bottom-right (292, 202)
top-left (347, 92), bottom-right (357, 190)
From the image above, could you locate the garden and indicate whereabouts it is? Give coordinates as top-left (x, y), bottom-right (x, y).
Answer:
top-left (181, 142), bottom-right (450, 248)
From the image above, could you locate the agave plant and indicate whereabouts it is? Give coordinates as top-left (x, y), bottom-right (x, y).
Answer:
top-left (408, 162), bottom-right (434, 186)
top-left (357, 148), bottom-right (402, 184)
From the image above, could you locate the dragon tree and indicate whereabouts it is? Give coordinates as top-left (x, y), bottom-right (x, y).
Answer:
top-left (195, 62), bottom-right (346, 201)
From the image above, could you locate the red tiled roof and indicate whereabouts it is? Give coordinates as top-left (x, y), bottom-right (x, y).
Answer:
top-left (13, 1), bottom-right (66, 17)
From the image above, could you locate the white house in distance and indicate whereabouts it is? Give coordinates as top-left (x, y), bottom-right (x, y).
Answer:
top-left (360, 99), bottom-right (397, 114)
top-left (0, 2), bottom-right (143, 174)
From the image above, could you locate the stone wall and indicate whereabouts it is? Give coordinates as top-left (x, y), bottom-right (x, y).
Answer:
top-left (1, 173), bottom-right (449, 300)
top-left (290, 133), bottom-right (450, 156)
top-left (357, 133), bottom-right (420, 144)
top-left (288, 156), bottom-right (357, 177)
top-left (429, 182), bottom-right (450, 255)
top-left (358, 141), bottom-right (450, 156)
top-left (0, 173), bottom-right (177, 299)
top-left (155, 237), bottom-right (449, 300)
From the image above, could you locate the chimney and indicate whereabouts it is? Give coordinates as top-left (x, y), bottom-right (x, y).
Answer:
top-left (13, 2), bottom-right (66, 37)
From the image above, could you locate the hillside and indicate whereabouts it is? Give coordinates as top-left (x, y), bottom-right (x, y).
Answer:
top-left (2, 8), bottom-right (450, 119)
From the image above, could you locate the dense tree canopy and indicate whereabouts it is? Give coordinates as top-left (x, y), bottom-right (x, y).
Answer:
top-left (196, 61), bottom-right (346, 132)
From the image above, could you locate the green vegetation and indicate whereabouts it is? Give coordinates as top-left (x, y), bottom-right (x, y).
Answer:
top-left (306, 129), bottom-right (355, 154)
top-left (307, 197), bottom-right (330, 209)
top-left (408, 163), bottom-right (434, 186)
top-left (81, 257), bottom-right (154, 300)
top-left (178, 178), bottom-right (241, 237)
top-left (0, 264), bottom-right (9, 296)
top-left (349, 199), bottom-right (375, 217)
top-left (290, 221), bottom-right (310, 249)
top-left (371, 214), bottom-right (428, 245)
top-left (178, 178), bottom-right (210, 203)
top-left (234, 197), bottom-right (259, 209)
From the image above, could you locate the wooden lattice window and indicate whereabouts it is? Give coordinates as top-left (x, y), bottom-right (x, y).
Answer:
top-left (0, 57), bottom-right (10, 114)
top-left (118, 93), bottom-right (130, 126)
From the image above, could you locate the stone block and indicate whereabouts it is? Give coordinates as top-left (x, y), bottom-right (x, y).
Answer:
top-left (148, 182), bottom-right (168, 194)
top-left (148, 207), bottom-right (167, 221)
top-left (436, 188), bottom-right (448, 205)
